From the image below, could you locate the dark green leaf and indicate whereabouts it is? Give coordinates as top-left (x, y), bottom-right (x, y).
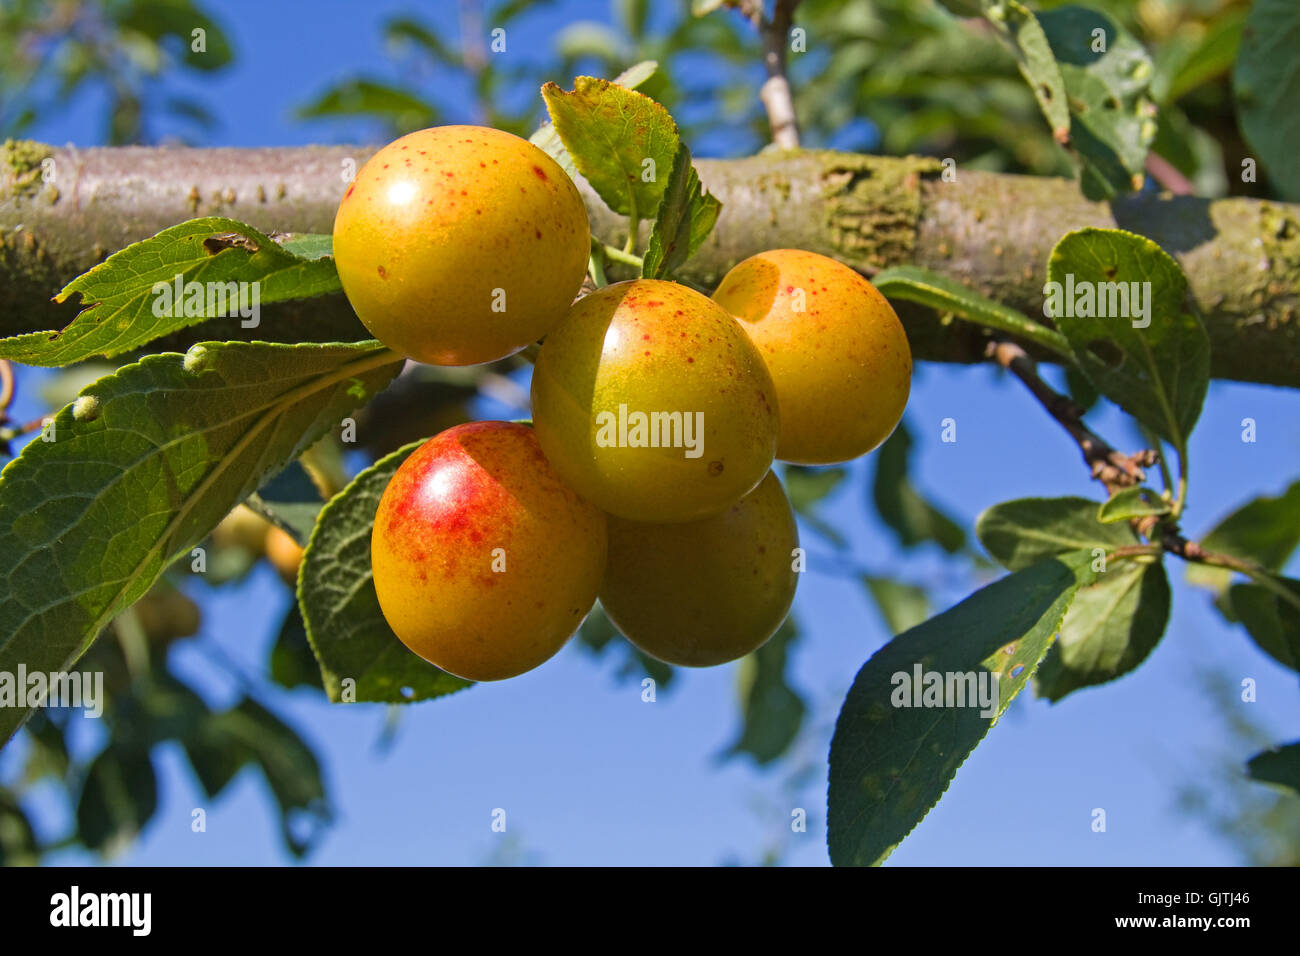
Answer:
top-left (76, 746), bottom-right (157, 854)
top-left (642, 143), bottom-right (722, 279)
top-left (724, 619), bottom-right (804, 765)
top-left (0, 789), bottom-right (39, 865)
top-left (828, 551), bottom-right (1094, 866)
top-left (271, 602), bottom-right (325, 691)
top-left (299, 442), bottom-right (473, 705)
top-left (1233, 0), bottom-right (1300, 200)
top-left (1228, 579), bottom-right (1300, 673)
top-left (205, 698), bottom-right (330, 857)
top-left (0, 341), bottom-right (401, 745)
top-left (1246, 741), bottom-right (1300, 796)
top-left (871, 420), bottom-right (966, 554)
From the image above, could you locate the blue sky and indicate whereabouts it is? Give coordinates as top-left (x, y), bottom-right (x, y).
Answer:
top-left (4, 0), bottom-right (1298, 866)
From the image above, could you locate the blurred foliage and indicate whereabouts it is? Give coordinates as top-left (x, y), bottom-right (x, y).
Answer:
top-left (0, 0), bottom-right (233, 144)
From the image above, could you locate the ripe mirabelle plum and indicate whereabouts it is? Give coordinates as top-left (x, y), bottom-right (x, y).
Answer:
top-left (371, 421), bottom-right (606, 681)
top-left (530, 279), bottom-right (780, 523)
top-left (333, 126), bottom-right (590, 366)
top-left (599, 471), bottom-right (798, 667)
top-left (711, 249), bottom-right (911, 464)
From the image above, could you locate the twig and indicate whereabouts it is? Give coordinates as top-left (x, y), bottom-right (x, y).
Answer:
top-left (1144, 152), bottom-right (1194, 196)
top-left (987, 340), bottom-right (1157, 496)
top-left (745, 0), bottom-right (802, 149)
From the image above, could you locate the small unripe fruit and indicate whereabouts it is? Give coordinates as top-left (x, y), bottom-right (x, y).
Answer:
top-left (212, 503), bottom-right (271, 553)
top-left (531, 279), bottom-right (780, 523)
top-left (266, 525), bottom-right (305, 585)
top-left (371, 421), bottom-right (606, 681)
top-left (600, 471), bottom-right (799, 666)
top-left (333, 126), bottom-right (590, 366)
top-left (712, 249), bottom-right (911, 464)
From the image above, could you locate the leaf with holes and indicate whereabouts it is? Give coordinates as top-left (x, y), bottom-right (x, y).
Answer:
top-left (828, 551), bottom-right (1094, 866)
top-left (0, 218), bottom-right (343, 367)
top-left (298, 441), bottom-right (473, 705)
top-left (542, 76), bottom-right (679, 220)
top-left (0, 341), bottom-right (401, 746)
top-left (1046, 228), bottom-right (1210, 456)
top-left (1039, 5), bottom-right (1157, 198)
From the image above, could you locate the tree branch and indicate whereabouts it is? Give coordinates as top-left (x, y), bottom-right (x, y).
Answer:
top-left (752, 0), bottom-right (801, 150)
top-left (2, 142), bottom-right (1298, 387)
top-left (987, 340), bottom-right (1158, 496)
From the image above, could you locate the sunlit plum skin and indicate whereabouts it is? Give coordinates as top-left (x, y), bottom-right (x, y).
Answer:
top-left (530, 279), bottom-right (780, 523)
top-left (599, 471), bottom-right (798, 667)
top-left (333, 126), bottom-right (590, 367)
top-left (371, 421), bottom-right (606, 681)
top-left (711, 249), bottom-right (912, 464)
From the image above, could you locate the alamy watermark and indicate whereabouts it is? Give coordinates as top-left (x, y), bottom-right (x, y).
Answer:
top-left (1043, 273), bottom-right (1151, 329)
top-left (151, 274), bottom-right (261, 328)
top-left (594, 404), bottom-right (704, 459)
top-left (891, 664), bottom-right (1000, 719)
top-left (0, 665), bottom-right (103, 718)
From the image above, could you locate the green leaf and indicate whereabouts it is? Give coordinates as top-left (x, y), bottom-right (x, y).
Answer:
top-left (873, 265), bottom-right (1070, 355)
top-left (1038, 5), bottom-right (1156, 199)
top-left (0, 789), bottom-right (39, 865)
top-left (1228, 579), bottom-right (1300, 673)
top-left (271, 603), bottom-right (325, 691)
top-left (784, 463), bottom-right (849, 548)
top-left (0, 341), bottom-right (401, 746)
top-left (245, 460), bottom-right (326, 547)
top-left (1097, 486), bottom-right (1170, 523)
top-left (1046, 228), bottom-right (1210, 455)
top-left (828, 551), bottom-right (1094, 866)
top-left (977, 495), bottom-right (1137, 571)
top-left (1233, 0), bottom-right (1300, 200)
top-left (296, 78), bottom-right (436, 128)
top-left (642, 143), bottom-right (722, 279)
top-left (863, 576), bottom-right (931, 635)
top-left (984, 0), bottom-right (1070, 140)
top-left (1035, 558), bottom-right (1170, 701)
top-left (724, 619), bottom-right (804, 765)
top-left (204, 698), bottom-right (330, 857)
top-left (0, 218), bottom-right (344, 368)
top-left (871, 419), bottom-right (966, 554)
top-left (1246, 742), bottom-right (1300, 797)
top-left (1154, 7), bottom-right (1245, 104)
top-left (298, 442), bottom-right (473, 705)
top-left (541, 75), bottom-right (680, 220)
top-left (76, 746), bottom-right (158, 854)
top-left (530, 62), bottom-right (660, 183)
top-left (1188, 480), bottom-right (1300, 593)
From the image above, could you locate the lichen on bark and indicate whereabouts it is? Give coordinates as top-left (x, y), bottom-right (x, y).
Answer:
top-left (1, 139), bottom-right (55, 201)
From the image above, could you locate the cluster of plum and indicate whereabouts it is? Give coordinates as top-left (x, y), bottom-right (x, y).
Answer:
top-left (331, 126), bottom-right (912, 682)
